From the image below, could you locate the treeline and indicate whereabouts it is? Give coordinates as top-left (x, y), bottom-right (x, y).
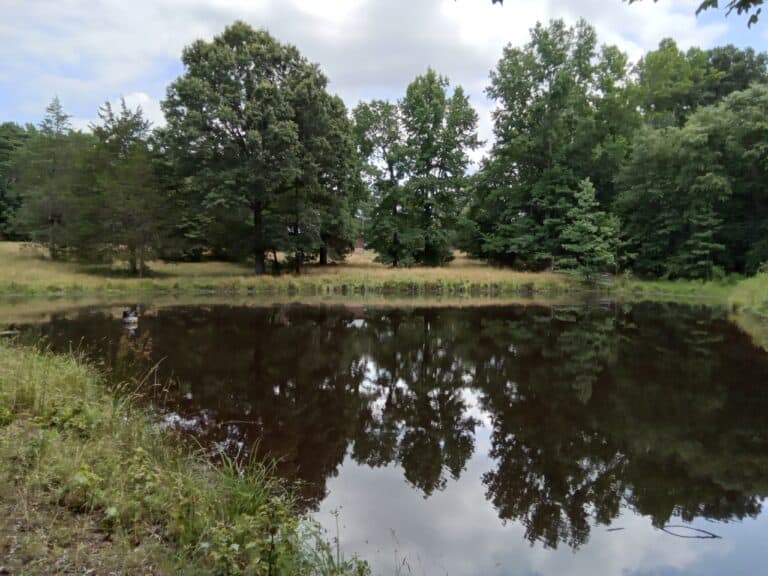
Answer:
top-left (1, 19), bottom-right (768, 278)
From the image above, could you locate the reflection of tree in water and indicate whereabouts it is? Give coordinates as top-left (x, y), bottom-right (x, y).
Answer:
top-left (478, 304), bottom-right (768, 549)
top-left (354, 310), bottom-right (478, 496)
top-left (474, 307), bottom-right (622, 548)
top-left (26, 302), bottom-right (768, 547)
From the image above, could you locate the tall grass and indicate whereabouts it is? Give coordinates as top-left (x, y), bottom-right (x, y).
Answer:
top-left (0, 341), bottom-right (368, 575)
top-left (0, 242), bottom-right (577, 297)
top-left (729, 272), bottom-right (768, 317)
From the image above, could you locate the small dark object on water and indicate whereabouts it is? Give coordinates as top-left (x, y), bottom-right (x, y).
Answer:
top-left (661, 525), bottom-right (722, 539)
top-left (122, 309), bottom-right (139, 324)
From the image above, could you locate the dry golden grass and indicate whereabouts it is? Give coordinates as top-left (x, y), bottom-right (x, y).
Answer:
top-left (0, 242), bottom-right (575, 297)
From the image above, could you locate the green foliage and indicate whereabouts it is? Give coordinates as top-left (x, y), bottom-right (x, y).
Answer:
top-left (161, 21), bottom-right (363, 274)
top-left (633, 39), bottom-right (768, 128)
top-left (0, 341), bottom-right (368, 575)
top-left (0, 122), bottom-right (27, 238)
top-left (617, 85), bottom-right (768, 279)
top-left (4, 20), bottom-right (768, 283)
top-left (463, 19), bottom-right (636, 270)
top-left (11, 98), bottom-right (94, 259)
top-left (355, 69), bottom-right (479, 267)
top-left (559, 179), bottom-right (619, 278)
top-left (80, 100), bottom-right (167, 273)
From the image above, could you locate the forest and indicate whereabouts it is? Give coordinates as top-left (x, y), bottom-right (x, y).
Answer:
top-left (2, 18), bottom-right (768, 280)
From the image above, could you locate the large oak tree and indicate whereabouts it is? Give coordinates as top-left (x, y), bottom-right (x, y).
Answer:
top-left (162, 21), bottom-right (360, 274)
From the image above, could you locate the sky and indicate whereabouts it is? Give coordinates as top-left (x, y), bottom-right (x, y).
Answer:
top-left (2, 0), bottom-right (767, 159)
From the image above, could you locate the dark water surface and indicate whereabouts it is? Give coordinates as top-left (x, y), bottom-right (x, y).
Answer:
top-left (12, 302), bottom-right (768, 576)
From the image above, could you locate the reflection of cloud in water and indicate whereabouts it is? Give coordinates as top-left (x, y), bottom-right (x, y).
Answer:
top-left (318, 432), bottom-right (744, 576)
top-left (459, 387), bottom-right (491, 428)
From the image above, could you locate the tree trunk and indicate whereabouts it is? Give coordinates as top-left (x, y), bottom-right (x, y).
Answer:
top-left (319, 246), bottom-right (328, 266)
top-left (138, 244), bottom-right (145, 278)
top-left (253, 203), bottom-right (266, 275)
top-left (294, 251), bottom-right (303, 275)
top-left (129, 247), bottom-right (138, 275)
top-left (48, 221), bottom-right (57, 260)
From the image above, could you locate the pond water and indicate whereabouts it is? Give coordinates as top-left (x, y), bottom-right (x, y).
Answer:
top-left (9, 301), bottom-right (768, 576)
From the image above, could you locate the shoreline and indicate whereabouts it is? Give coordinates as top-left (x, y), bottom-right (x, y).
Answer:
top-left (0, 341), bottom-right (367, 575)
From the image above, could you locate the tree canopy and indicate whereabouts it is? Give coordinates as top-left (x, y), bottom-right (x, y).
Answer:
top-left (3, 19), bottom-right (768, 280)
top-left (161, 21), bottom-right (362, 274)
top-left (355, 69), bottom-right (479, 267)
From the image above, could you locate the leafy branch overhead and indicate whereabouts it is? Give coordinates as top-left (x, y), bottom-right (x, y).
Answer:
top-left (629, 0), bottom-right (763, 25)
top-left (491, 0), bottom-right (763, 25)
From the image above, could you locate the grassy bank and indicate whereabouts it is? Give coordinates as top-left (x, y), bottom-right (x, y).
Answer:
top-left (613, 275), bottom-right (740, 303)
top-left (0, 341), bottom-right (366, 575)
top-left (615, 273), bottom-right (768, 313)
top-left (0, 242), bottom-right (576, 297)
top-left (614, 272), bottom-right (768, 351)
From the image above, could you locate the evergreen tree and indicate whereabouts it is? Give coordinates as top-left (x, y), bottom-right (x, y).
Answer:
top-left (11, 98), bottom-right (92, 259)
top-left (0, 122), bottom-right (27, 238)
top-left (560, 179), bottom-right (619, 278)
top-left (86, 99), bottom-right (165, 275)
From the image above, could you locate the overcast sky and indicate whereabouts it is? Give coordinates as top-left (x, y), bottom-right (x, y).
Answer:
top-left (2, 0), bottom-right (767, 160)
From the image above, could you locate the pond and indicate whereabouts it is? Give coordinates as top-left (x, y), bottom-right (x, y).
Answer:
top-left (9, 301), bottom-right (768, 576)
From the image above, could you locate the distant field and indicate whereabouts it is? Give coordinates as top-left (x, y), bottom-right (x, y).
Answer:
top-left (0, 242), bottom-right (575, 297)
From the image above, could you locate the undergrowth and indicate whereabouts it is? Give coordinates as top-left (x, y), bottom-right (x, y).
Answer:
top-left (0, 341), bottom-right (368, 575)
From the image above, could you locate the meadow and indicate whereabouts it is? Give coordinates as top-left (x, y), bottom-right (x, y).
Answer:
top-left (0, 242), bottom-right (576, 297)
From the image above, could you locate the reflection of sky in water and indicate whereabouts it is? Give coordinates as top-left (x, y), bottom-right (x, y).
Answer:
top-left (317, 423), bottom-right (763, 576)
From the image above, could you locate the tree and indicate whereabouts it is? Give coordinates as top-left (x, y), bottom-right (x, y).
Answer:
top-left (633, 40), bottom-right (767, 128)
top-left (633, 39), bottom-right (714, 128)
top-left (559, 179), bottom-right (619, 278)
top-left (464, 20), bottom-right (636, 270)
top-left (356, 69), bottom-right (479, 267)
top-left (315, 96), bottom-right (365, 265)
top-left (11, 98), bottom-right (92, 259)
top-left (0, 122), bottom-right (27, 238)
top-left (615, 121), bottom-right (730, 279)
top-left (400, 69), bottom-right (480, 265)
top-left (616, 84), bottom-right (768, 278)
top-left (353, 100), bottom-right (414, 266)
top-left (162, 21), bottom-right (359, 274)
top-left (84, 100), bottom-right (165, 275)
top-left (705, 45), bottom-right (768, 102)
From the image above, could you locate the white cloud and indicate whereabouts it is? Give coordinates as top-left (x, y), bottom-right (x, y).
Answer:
top-left (0, 0), bottom-right (743, 155)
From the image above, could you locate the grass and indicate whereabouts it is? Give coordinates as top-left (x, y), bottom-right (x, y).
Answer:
top-left (0, 341), bottom-right (368, 575)
top-left (614, 271), bottom-right (768, 352)
top-left (0, 242), bottom-right (577, 297)
top-left (728, 272), bottom-right (768, 317)
top-left (612, 274), bottom-right (741, 303)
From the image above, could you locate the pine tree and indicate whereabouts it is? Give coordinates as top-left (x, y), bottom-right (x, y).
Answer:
top-left (559, 179), bottom-right (619, 279)
top-left (12, 98), bottom-right (90, 259)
